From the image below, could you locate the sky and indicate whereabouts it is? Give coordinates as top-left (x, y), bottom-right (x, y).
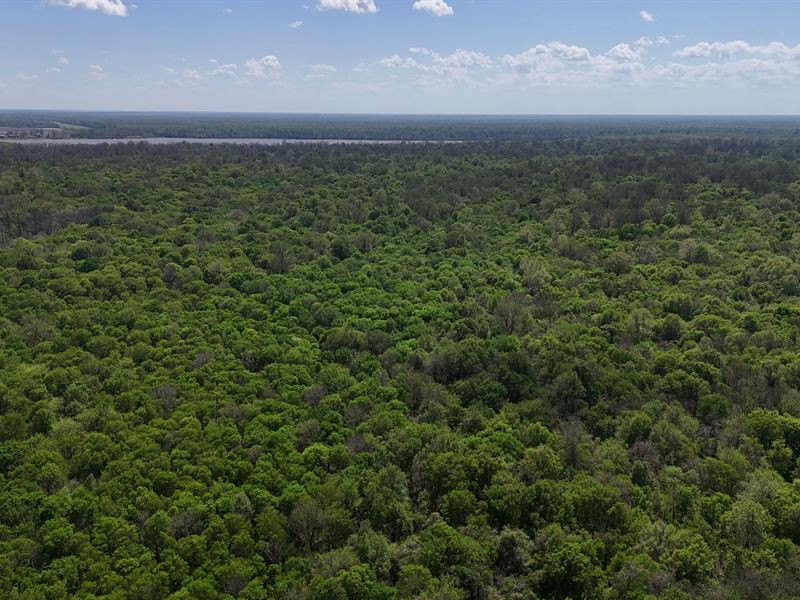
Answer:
top-left (1, 0), bottom-right (799, 114)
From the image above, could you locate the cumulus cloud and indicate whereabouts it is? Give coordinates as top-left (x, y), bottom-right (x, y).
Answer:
top-left (48, 0), bottom-right (128, 16)
top-left (89, 64), bottom-right (103, 72)
top-left (606, 43), bottom-right (643, 63)
top-left (379, 54), bottom-right (404, 68)
top-left (502, 42), bottom-right (592, 72)
top-left (640, 10), bottom-right (654, 22)
top-left (499, 41), bottom-right (655, 85)
top-left (245, 55), bottom-right (282, 78)
top-left (289, 20), bottom-right (304, 28)
top-left (674, 40), bottom-right (800, 59)
top-left (183, 69), bottom-right (201, 80)
top-left (382, 48), bottom-right (491, 70)
top-left (377, 47), bottom-right (492, 86)
top-left (46, 67), bottom-right (62, 74)
top-left (317, 0), bottom-right (377, 13)
top-left (367, 36), bottom-right (800, 92)
top-left (650, 56), bottom-right (800, 87)
top-left (438, 49), bottom-right (492, 68)
top-left (412, 0), bottom-right (453, 17)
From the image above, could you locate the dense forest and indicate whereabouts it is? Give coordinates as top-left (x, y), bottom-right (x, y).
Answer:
top-left (2, 110), bottom-right (800, 141)
top-left (3, 125), bottom-right (800, 599)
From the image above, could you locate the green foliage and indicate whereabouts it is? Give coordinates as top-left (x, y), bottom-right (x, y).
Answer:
top-left (417, 522), bottom-right (487, 578)
top-left (2, 129), bottom-right (800, 598)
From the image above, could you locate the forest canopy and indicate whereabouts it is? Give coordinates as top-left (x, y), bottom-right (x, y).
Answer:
top-left (2, 123), bottom-right (800, 599)
top-left (2, 110), bottom-right (800, 140)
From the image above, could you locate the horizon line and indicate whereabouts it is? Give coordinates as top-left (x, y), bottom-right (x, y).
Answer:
top-left (1, 109), bottom-right (800, 118)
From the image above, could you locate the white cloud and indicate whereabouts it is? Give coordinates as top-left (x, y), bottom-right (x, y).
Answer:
top-left (543, 42), bottom-right (592, 61)
top-left (317, 0), bottom-right (377, 13)
top-left (499, 41), bottom-right (655, 85)
top-left (310, 64), bottom-right (337, 72)
top-left (378, 47), bottom-right (492, 85)
top-left (412, 0), bottom-right (453, 17)
top-left (635, 36), bottom-right (669, 47)
top-left (502, 42), bottom-right (592, 72)
top-left (650, 56), bottom-right (800, 87)
top-left (88, 65), bottom-right (105, 80)
top-left (674, 40), bottom-right (800, 59)
top-left (379, 54), bottom-right (404, 68)
top-left (501, 38), bottom-right (800, 89)
top-left (640, 10), bottom-right (655, 22)
top-left (212, 63), bottom-right (238, 77)
top-left (223, 7), bottom-right (233, 13)
top-left (590, 46), bottom-right (647, 77)
top-left (46, 67), bottom-right (62, 74)
top-left (289, 20), bottom-right (304, 28)
top-left (245, 55), bottom-right (282, 78)
top-left (438, 49), bottom-right (492, 68)
top-left (183, 69), bottom-right (201, 80)
top-left (48, 0), bottom-right (128, 17)
top-left (305, 64), bottom-right (338, 80)
top-left (606, 43), bottom-right (643, 63)
top-left (57, 56), bottom-right (70, 65)
top-left (362, 37), bottom-right (800, 93)
top-left (209, 59), bottom-right (219, 64)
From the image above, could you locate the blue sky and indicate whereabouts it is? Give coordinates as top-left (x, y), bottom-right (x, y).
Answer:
top-left (1, 0), bottom-right (799, 114)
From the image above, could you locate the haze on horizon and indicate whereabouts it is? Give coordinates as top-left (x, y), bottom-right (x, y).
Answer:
top-left (1, 0), bottom-right (799, 115)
